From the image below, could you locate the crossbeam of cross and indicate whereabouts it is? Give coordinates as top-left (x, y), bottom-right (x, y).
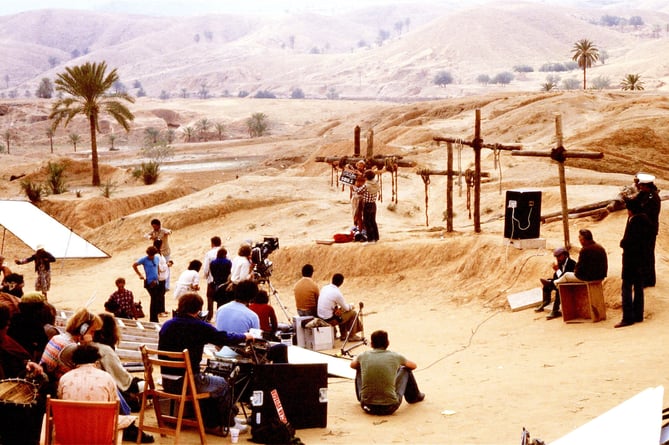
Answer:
top-left (511, 114), bottom-right (604, 249)
top-left (433, 109), bottom-right (522, 232)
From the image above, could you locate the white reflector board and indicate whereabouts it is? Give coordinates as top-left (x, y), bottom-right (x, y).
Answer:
top-left (551, 386), bottom-right (664, 445)
top-left (0, 200), bottom-right (109, 258)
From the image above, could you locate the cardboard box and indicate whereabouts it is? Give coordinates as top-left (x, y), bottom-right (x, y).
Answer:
top-left (304, 326), bottom-right (334, 351)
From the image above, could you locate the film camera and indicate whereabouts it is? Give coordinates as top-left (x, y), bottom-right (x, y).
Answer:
top-left (252, 236), bottom-right (279, 281)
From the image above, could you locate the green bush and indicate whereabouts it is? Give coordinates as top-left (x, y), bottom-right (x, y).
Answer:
top-left (20, 179), bottom-right (44, 203)
top-left (133, 161), bottom-right (160, 185)
top-left (46, 161), bottom-right (67, 194)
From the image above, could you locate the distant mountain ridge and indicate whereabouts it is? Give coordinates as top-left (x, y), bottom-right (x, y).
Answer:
top-left (2, 1), bottom-right (669, 99)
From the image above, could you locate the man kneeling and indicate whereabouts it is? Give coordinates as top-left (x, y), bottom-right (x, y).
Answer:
top-left (350, 330), bottom-right (425, 415)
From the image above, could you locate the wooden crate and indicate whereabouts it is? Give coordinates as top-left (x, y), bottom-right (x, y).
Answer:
top-left (557, 280), bottom-right (606, 322)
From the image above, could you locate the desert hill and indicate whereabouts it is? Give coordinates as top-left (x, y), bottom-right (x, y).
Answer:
top-left (3, 1), bottom-right (669, 100)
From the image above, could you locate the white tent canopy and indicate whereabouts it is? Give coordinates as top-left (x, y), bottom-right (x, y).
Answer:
top-left (0, 200), bottom-right (109, 259)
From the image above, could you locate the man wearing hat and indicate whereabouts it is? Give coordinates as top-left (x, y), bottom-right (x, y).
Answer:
top-left (535, 247), bottom-right (576, 315)
top-left (635, 173), bottom-right (660, 287)
top-left (616, 197), bottom-right (653, 327)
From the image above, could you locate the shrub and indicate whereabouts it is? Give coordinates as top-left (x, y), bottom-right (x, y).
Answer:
top-left (254, 90), bottom-right (276, 99)
top-left (492, 72), bottom-right (514, 85)
top-left (133, 161), bottom-right (160, 185)
top-left (561, 78), bottom-right (580, 90)
top-left (21, 179), bottom-right (43, 203)
top-left (100, 179), bottom-right (117, 197)
top-left (513, 65), bottom-right (534, 73)
top-left (433, 71), bottom-right (453, 87)
top-left (246, 113), bottom-right (269, 137)
top-left (476, 74), bottom-right (490, 85)
top-left (591, 76), bottom-right (611, 90)
top-left (291, 88), bottom-right (305, 99)
top-left (46, 161), bottom-right (67, 194)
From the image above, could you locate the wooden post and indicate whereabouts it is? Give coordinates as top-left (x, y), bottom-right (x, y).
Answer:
top-left (354, 126), bottom-right (360, 157)
top-left (474, 109), bottom-right (482, 233)
top-left (511, 113), bottom-right (604, 249)
top-left (555, 114), bottom-right (571, 249)
top-left (433, 109), bottom-right (521, 233)
top-left (447, 142), bottom-right (454, 232)
top-left (366, 128), bottom-right (374, 158)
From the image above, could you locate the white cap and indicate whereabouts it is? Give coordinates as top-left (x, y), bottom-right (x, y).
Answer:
top-left (35, 244), bottom-right (45, 250)
top-left (635, 173), bottom-right (655, 184)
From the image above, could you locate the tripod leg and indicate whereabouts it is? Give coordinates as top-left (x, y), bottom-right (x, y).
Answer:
top-left (267, 280), bottom-right (292, 323)
top-left (341, 302), bottom-right (366, 356)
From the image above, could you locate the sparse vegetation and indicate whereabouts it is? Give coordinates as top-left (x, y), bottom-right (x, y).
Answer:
top-left (246, 113), bottom-right (269, 138)
top-left (491, 72), bottom-right (514, 85)
top-left (254, 90), bottom-right (276, 99)
top-left (513, 65), bottom-right (534, 73)
top-left (20, 179), bottom-right (43, 203)
top-left (291, 88), bottom-right (305, 99)
top-left (68, 133), bottom-right (81, 152)
top-left (35, 78), bottom-right (54, 98)
top-left (214, 122), bottom-right (225, 141)
top-left (46, 128), bottom-right (54, 153)
top-left (561, 78), bottom-right (580, 90)
top-left (196, 118), bottom-right (211, 141)
top-left (133, 161), bottom-right (160, 185)
top-left (476, 74), bottom-right (490, 85)
top-left (621, 73), bottom-right (644, 91)
top-left (433, 71), bottom-right (454, 87)
top-left (46, 160), bottom-right (67, 194)
top-left (591, 75), bottom-right (611, 90)
top-left (100, 179), bottom-right (117, 197)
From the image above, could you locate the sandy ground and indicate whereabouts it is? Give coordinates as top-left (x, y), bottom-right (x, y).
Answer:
top-left (2, 93), bottom-right (669, 444)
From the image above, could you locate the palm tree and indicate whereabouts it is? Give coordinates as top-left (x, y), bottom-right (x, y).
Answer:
top-left (50, 61), bottom-right (135, 186)
top-left (196, 118), bottom-right (211, 141)
top-left (68, 133), bottom-right (81, 152)
top-left (181, 126), bottom-right (194, 142)
top-left (46, 128), bottom-right (54, 153)
top-left (571, 39), bottom-right (599, 90)
top-left (246, 113), bottom-right (269, 138)
top-left (620, 73), bottom-right (645, 91)
top-left (214, 122), bottom-right (226, 141)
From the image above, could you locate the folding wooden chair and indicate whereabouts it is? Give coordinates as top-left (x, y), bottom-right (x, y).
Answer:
top-left (44, 395), bottom-right (119, 445)
top-left (137, 345), bottom-right (210, 445)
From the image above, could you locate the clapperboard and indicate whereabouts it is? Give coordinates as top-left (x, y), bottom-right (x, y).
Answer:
top-left (339, 170), bottom-right (357, 185)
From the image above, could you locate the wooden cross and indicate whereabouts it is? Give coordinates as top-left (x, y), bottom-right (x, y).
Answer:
top-left (511, 114), bottom-right (603, 250)
top-left (315, 126), bottom-right (416, 205)
top-left (434, 109), bottom-right (522, 232)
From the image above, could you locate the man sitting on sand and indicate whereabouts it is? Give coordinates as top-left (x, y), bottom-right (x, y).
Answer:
top-left (350, 330), bottom-right (425, 415)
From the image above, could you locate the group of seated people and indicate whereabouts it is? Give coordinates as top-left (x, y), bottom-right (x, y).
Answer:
top-left (0, 256), bottom-right (426, 445)
top-left (0, 276), bottom-right (292, 444)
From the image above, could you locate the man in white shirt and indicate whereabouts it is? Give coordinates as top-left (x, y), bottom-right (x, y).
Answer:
top-left (202, 236), bottom-right (222, 321)
top-left (317, 273), bottom-right (363, 341)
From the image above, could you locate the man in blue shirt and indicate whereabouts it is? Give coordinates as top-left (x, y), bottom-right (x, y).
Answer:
top-left (132, 245), bottom-right (162, 322)
top-left (215, 280), bottom-right (287, 363)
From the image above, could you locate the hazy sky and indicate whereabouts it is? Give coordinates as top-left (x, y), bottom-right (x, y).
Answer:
top-left (0, 0), bottom-right (452, 16)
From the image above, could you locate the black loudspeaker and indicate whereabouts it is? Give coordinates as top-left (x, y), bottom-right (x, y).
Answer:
top-left (250, 363), bottom-right (327, 429)
top-left (504, 189), bottom-right (542, 239)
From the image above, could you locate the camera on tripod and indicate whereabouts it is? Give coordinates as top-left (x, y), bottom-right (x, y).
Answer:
top-left (252, 236), bottom-right (279, 281)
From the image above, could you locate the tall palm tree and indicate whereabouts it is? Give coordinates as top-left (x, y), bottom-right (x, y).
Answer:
top-left (620, 73), bottom-right (645, 91)
top-left (571, 39), bottom-right (599, 90)
top-left (50, 61), bottom-right (135, 186)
